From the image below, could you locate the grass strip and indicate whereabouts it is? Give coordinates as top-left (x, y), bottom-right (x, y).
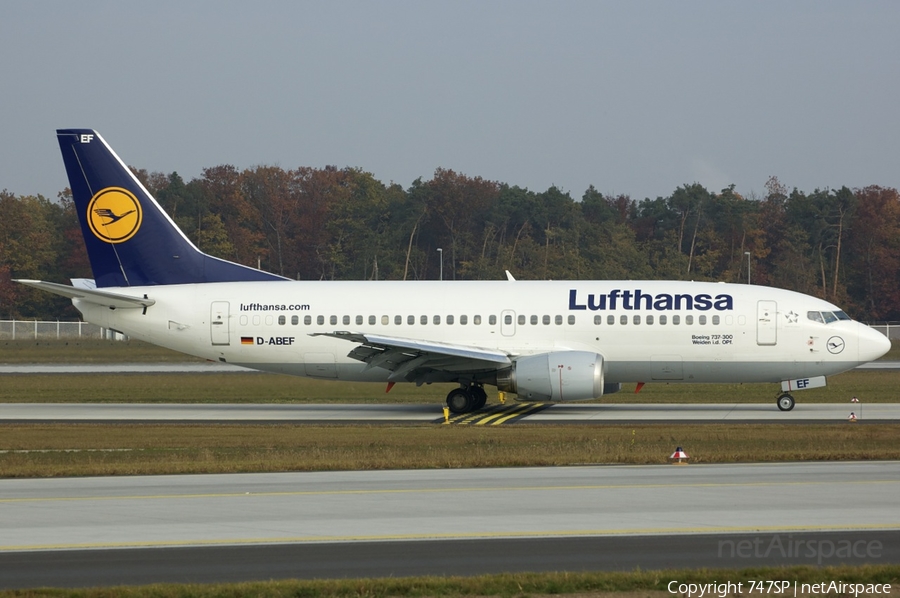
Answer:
top-left (0, 339), bottom-right (200, 363)
top-left (2, 565), bottom-right (898, 597)
top-left (1, 423), bottom-right (898, 478)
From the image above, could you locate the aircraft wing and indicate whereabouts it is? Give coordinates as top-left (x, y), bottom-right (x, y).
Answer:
top-left (312, 331), bottom-right (511, 383)
top-left (15, 279), bottom-right (155, 309)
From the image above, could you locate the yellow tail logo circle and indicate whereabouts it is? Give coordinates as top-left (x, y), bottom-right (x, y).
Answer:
top-left (87, 187), bottom-right (142, 243)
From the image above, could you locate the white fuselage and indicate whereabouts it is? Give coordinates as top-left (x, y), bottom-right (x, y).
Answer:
top-left (74, 279), bottom-right (889, 389)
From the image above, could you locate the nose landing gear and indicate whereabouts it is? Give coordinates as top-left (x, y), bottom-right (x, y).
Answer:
top-left (777, 393), bottom-right (795, 411)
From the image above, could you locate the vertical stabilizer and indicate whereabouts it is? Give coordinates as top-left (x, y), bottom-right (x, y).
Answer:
top-left (57, 129), bottom-right (286, 287)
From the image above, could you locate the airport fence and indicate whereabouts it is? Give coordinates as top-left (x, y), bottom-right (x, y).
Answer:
top-left (0, 320), bottom-right (127, 341)
top-left (867, 322), bottom-right (900, 341)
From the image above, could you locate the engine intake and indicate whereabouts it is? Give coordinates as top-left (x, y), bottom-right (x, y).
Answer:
top-left (496, 351), bottom-right (605, 402)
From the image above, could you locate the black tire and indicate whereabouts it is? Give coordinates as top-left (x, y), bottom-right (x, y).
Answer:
top-left (777, 393), bottom-right (795, 411)
top-left (447, 388), bottom-right (474, 414)
top-left (470, 386), bottom-right (487, 410)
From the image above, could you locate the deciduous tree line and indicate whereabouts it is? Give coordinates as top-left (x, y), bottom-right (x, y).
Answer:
top-left (2, 167), bottom-right (899, 321)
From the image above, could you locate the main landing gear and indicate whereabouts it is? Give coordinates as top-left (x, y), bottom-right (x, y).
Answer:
top-left (776, 392), bottom-right (795, 411)
top-left (446, 385), bottom-right (488, 414)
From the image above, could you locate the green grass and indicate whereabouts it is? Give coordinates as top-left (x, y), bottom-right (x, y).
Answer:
top-left (2, 423), bottom-right (898, 478)
top-left (0, 339), bottom-right (202, 363)
top-left (2, 565), bottom-right (898, 598)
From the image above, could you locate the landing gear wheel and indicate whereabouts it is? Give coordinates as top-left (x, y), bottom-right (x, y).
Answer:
top-left (447, 388), bottom-right (474, 414)
top-left (777, 393), bottom-right (795, 411)
top-left (470, 386), bottom-right (487, 410)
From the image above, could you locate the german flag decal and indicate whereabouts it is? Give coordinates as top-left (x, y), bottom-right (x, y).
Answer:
top-left (241, 336), bottom-right (254, 345)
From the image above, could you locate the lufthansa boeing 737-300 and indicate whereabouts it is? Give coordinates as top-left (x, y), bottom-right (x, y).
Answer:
top-left (17, 130), bottom-right (891, 413)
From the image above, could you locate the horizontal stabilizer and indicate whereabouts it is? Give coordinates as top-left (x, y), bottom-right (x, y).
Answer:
top-left (15, 280), bottom-right (155, 309)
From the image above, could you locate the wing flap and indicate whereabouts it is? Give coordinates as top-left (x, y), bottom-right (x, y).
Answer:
top-left (312, 331), bottom-right (511, 383)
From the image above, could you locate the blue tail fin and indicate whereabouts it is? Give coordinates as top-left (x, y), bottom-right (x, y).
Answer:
top-left (57, 129), bottom-right (287, 287)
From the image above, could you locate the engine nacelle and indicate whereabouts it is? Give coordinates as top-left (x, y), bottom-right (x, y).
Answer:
top-left (496, 351), bottom-right (605, 402)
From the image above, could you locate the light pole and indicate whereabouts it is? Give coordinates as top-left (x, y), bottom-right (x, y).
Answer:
top-left (744, 251), bottom-right (751, 285)
top-left (437, 248), bottom-right (443, 281)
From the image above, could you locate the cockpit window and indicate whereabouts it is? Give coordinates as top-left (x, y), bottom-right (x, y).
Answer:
top-left (808, 310), bottom-right (852, 324)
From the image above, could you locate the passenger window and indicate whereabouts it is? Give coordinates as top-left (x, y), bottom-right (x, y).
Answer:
top-left (343, 315), bottom-right (350, 325)
top-left (673, 315), bottom-right (680, 325)
top-left (421, 315), bottom-right (428, 325)
top-left (489, 315), bottom-right (497, 325)
top-left (474, 315), bottom-right (482, 325)
top-left (278, 315), bottom-right (286, 325)
top-left (543, 315), bottom-right (551, 325)
top-left (382, 315), bottom-right (389, 325)
top-left (291, 315), bottom-right (299, 325)
top-left (433, 315), bottom-right (441, 325)
top-left (330, 315), bottom-right (337, 325)
top-left (447, 315), bottom-right (454, 325)
top-left (594, 315), bottom-right (602, 325)
top-left (460, 315), bottom-right (468, 325)
top-left (395, 315), bottom-right (402, 325)
top-left (646, 315), bottom-right (654, 325)
top-left (408, 315), bottom-right (415, 325)
top-left (505, 314), bottom-right (513, 325)
top-left (305, 315), bottom-right (312, 325)
top-left (531, 315), bottom-right (539, 325)
top-left (620, 315), bottom-right (628, 325)
top-left (517, 315), bottom-right (525, 325)
top-left (369, 315), bottom-right (376, 325)
top-left (712, 315), bottom-right (720, 325)
top-left (685, 315), bottom-right (693, 325)
top-left (317, 315), bottom-right (324, 325)
top-left (699, 315), bottom-right (706, 325)
top-left (633, 315), bottom-right (641, 325)
top-left (356, 315), bottom-right (363, 325)
top-left (568, 315), bottom-right (575, 325)
top-left (555, 315), bottom-right (563, 325)
top-left (607, 315), bottom-right (615, 325)
top-left (659, 315), bottom-right (667, 325)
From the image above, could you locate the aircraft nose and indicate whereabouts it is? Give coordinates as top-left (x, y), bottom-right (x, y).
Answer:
top-left (857, 323), bottom-right (891, 364)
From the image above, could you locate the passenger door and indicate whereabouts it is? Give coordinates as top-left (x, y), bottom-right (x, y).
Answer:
top-left (757, 300), bottom-right (777, 346)
top-left (210, 301), bottom-right (231, 346)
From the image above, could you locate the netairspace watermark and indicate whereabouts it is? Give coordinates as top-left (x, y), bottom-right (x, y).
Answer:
top-left (668, 580), bottom-right (892, 597)
top-left (718, 534), bottom-right (882, 565)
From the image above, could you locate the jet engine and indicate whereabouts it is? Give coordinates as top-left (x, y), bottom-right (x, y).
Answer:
top-left (496, 351), bottom-right (605, 401)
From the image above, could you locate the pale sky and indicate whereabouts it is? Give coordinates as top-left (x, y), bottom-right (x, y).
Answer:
top-left (2, 1), bottom-right (899, 202)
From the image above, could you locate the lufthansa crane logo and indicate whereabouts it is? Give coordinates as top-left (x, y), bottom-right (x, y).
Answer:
top-left (827, 336), bottom-right (845, 355)
top-left (87, 187), bottom-right (142, 243)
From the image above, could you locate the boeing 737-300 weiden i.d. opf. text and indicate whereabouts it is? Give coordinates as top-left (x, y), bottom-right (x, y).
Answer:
top-left (17, 130), bottom-right (891, 413)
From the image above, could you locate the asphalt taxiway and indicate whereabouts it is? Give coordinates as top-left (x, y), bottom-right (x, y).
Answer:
top-left (1, 462), bottom-right (898, 588)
